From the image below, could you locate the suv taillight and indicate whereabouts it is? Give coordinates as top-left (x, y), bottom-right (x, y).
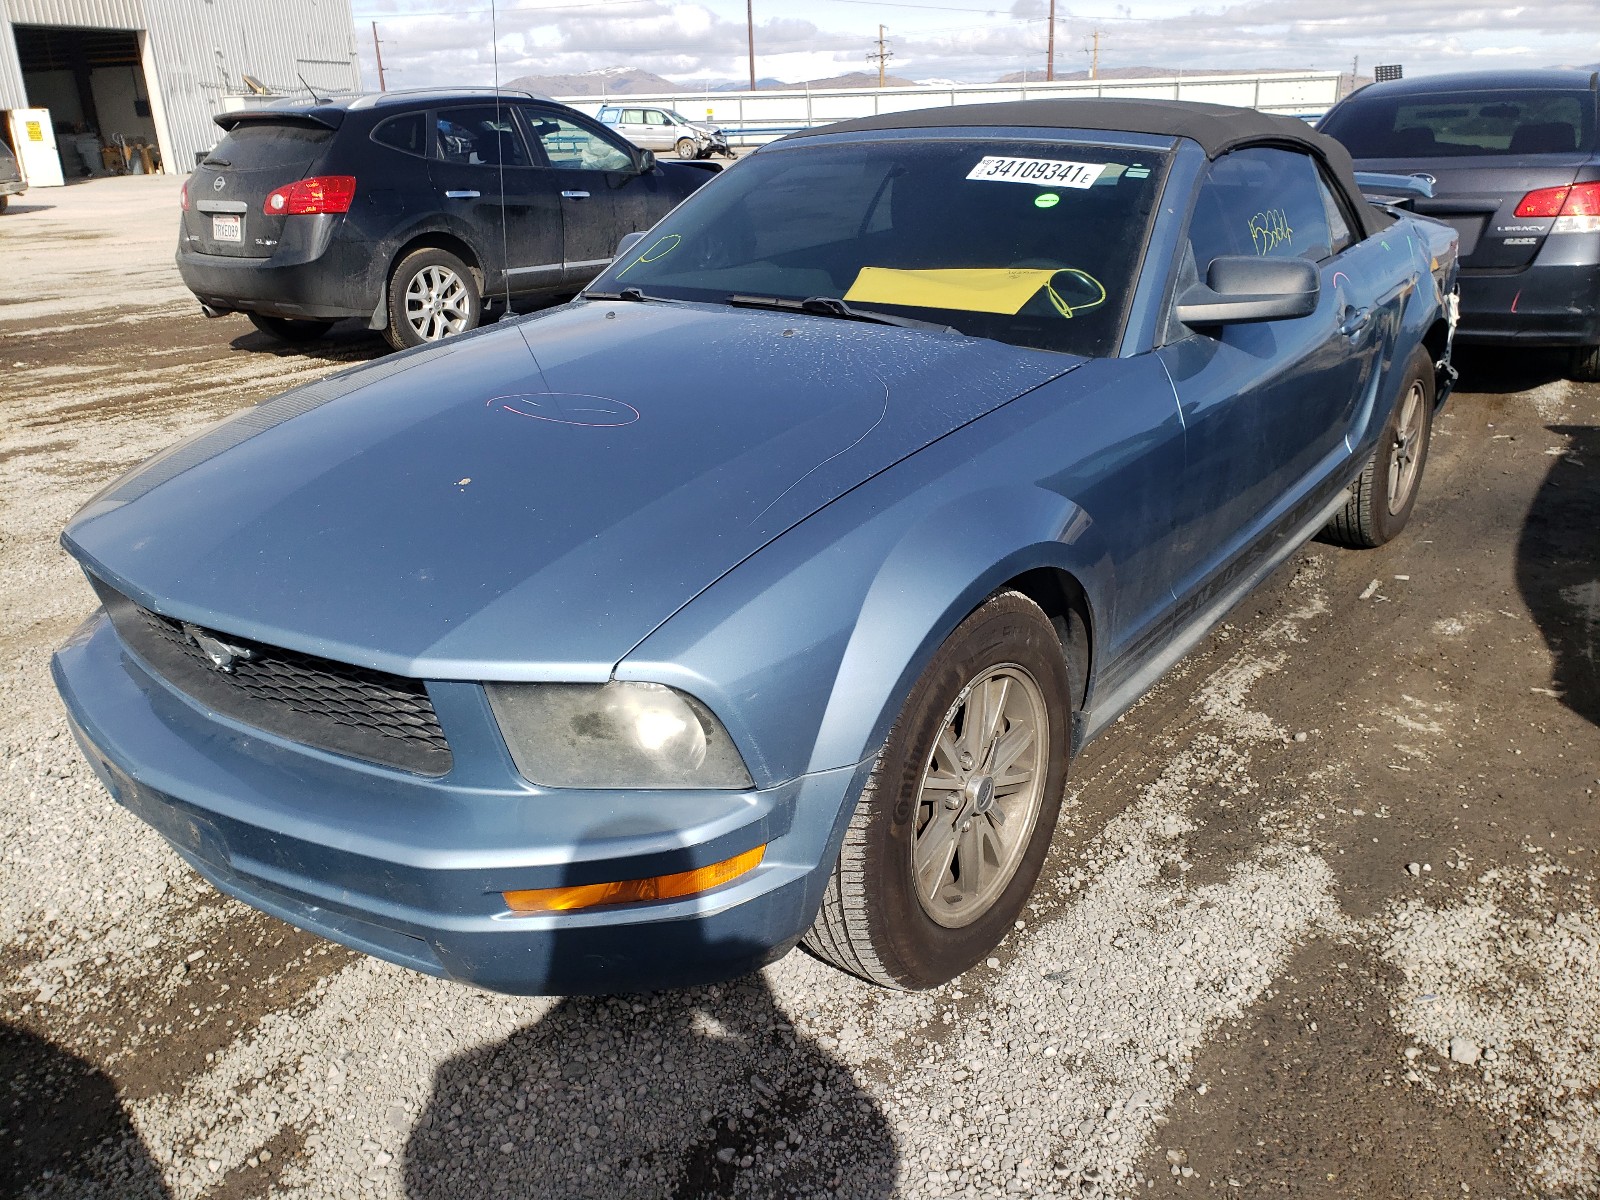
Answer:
top-left (263, 175), bottom-right (357, 216)
top-left (180, 179), bottom-right (190, 210)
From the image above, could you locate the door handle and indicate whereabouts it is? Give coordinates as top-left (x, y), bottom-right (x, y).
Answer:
top-left (561, 190), bottom-right (591, 200)
top-left (1339, 307), bottom-right (1372, 337)
top-left (444, 190), bottom-right (480, 199)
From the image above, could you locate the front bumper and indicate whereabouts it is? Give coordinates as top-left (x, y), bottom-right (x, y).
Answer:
top-left (54, 612), bottom-right (863, 995)
top-left (0, 178), bottom-right (24, 197)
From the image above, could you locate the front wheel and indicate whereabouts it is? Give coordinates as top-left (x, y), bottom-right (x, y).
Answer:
top-left (385, 247), bottom-right (481, 351)
top-left (1322, 345), bottom-right (1435, 549)
top-left (804, 591), bottom-right (1072, 989)
top-left (675, 137), bottom-right (699, 160)
top-left (247, 313), bottom-right (333, 343)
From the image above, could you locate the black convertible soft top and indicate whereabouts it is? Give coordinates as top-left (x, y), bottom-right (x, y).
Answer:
top-left (785, 98), bottom-right (1389, 237)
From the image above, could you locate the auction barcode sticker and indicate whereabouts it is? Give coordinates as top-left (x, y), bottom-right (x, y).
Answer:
top-left (966, 156), bottom-right (1106, 188)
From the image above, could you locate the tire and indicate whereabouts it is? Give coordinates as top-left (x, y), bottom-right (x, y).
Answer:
top-left (1570, 344), bottom-right (1600, 383)
top-left (1323, 346), bottom-right (1435, 549)
top-left (384, 247), bottom-right (481, 351)
top-left (0, 195), bottom-right (8, 214)
top-left (804, 591), bottom-right (1072, 989)
top-left (675, 137), bottom-right (699, 160)
top-left (246, 313), bottom-right (334, 343)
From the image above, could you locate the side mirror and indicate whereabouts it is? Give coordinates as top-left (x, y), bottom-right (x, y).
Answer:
top-left (614, 231), bottom-right (647, 260)
top-left (633, 148), bottom-right (657, 176)
top-left (1175, 256), bottom-right (1320, 327)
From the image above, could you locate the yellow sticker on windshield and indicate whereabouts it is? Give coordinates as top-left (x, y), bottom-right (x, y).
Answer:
top-left (845, 267), bottom-right (1059, 314)
top-left (844, 267), bottom-right (1105, 319)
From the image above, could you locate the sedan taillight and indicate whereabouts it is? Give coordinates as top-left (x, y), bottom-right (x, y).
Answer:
top-left (263, 175), bottom-right (357, 216)
top-left (1514, 181), bottom-right (1600, 233)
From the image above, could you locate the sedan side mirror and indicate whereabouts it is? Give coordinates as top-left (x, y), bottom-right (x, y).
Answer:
top-left (1176, 256), bottom-right (1320, 327)
top-left (633, 148), bottom-right (658, 176)
top-left (614, 230), bottom-right (647, 260)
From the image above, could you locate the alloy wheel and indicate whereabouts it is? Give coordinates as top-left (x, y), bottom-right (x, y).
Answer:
top-left (1386, 379), bottom-right (1426, 515)
top-left (404, 265), bottom-right (472, 342)
top-left (912, 663), bottom-right (1050, 928)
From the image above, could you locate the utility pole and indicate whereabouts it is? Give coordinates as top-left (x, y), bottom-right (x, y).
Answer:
top-left (371, 21), bottom-right (386, 92)
top-left (867, 24), bottom-right (893, 87)
top-left (1046, 0), bottom-right (1056, 82)
top-left (746, 0), bottom-right (756, 91)
top-left (1089, 29), bottom-right (1101, 80)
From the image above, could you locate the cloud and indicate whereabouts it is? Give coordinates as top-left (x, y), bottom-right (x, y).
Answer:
top-left (355, 0), bottom-right (1596, 91)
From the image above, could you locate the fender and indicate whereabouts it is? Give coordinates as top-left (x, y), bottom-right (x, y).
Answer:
top-left (614, 354), bottom-right (1194, 790)
top-left (620, 478), bottom-right (1106, 789)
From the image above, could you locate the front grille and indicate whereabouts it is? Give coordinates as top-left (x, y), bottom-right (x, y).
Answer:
top-left (93, 578), bottom-right (452, 776)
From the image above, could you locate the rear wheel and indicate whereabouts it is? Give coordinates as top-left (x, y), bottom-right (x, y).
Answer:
top-left (385, 248), bottom-right (481, 351)
top-left (804, 591), bottom-right (1071, 989)
top-left (246, 313), bottom-right (333, 343)
top-left (1323, 345), bottom-right (1434, 549)
top-left (675, 137), bottom-right (699, 160)
top-left (1570, 344), bottom-right (1600, 383)
top-left (0, 195), bottom-right (9, 214)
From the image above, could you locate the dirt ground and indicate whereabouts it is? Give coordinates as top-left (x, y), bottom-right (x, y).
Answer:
top-left (1, 176), bottom-right (1597, 1200)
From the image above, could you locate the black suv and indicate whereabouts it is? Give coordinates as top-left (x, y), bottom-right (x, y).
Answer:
top-left (1320, 70), bottom-right (1600, 380)
top-left (178, 90), bottom-right (717, 348)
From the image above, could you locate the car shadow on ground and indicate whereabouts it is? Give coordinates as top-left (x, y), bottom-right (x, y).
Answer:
top-left (0, 1021), bottom-right (169, 1197)
top-left (1450, 346), bottom-right (1571, 395)
top-left (402, 837), bottom-right (899, 1200)
top-left (1517, 423), bottom-right (1600, 729)
top-left (0, 201), bottom-right (55, 216)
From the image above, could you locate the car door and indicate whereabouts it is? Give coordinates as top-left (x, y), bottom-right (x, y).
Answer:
top-left (521, 109), bottom-right (658, 287)
top-left (1156, 145), bottom-right (1384, 617)
top-left (426, 104), bottom-right (564, 296)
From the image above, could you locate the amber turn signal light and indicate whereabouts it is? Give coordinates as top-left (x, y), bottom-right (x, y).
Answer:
top-left (503, 845), bottom-right (765, 914)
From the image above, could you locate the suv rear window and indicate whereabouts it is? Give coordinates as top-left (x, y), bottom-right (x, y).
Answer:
top-left (372, 113), bottom-right (426, 157)
top-left (1322, 89), bottom-right (1597, 157)
top-left (203, 120), bottom-right (333, 169)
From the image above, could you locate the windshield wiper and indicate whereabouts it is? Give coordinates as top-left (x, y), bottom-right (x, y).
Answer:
top-left (727, 293), bottom-right (954, 332)
top-left (584, 286), bottom-right (654, 302)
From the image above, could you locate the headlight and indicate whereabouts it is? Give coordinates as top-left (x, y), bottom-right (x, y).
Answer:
top-left (485, 682), bottom-right (753, 790)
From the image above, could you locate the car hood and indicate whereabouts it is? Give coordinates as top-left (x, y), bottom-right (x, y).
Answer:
top-left (64, 301), bottom-right (1080, 679)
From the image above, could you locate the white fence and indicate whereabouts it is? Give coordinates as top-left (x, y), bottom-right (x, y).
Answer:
top-left (561, 72), bottom-right (1342, 146)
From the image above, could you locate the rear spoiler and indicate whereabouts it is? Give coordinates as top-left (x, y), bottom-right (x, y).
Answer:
top-left (1354, 171), bottom-right (1434, 208)
top-left (213, 107), bottom-right (344, 132)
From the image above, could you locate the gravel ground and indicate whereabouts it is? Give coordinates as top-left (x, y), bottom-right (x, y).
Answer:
top-left (2, 176), bottom-right (1598, 1200)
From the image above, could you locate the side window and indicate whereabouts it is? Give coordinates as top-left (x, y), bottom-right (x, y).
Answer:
top-left (529, 115), bottom-right (634, 172)
top-left (434, 106), bottom-right (533, 168)
top-left (1187, 146), bottom-right (1335, 273)
top-left (621, 109), bottom-right (646, 125)
top-left (1317, 173), bottom-right (1354, 256)
top-left (372, 112), bottom-right (426, 157)
top-left (645, 110), bottom-right (669, 126)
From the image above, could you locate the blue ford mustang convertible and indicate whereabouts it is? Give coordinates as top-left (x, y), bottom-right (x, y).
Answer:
top-left (54, 100), bottom-right (1458, 994)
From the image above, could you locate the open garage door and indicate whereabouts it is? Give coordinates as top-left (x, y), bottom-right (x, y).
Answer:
top-left (14, 24), bottom-right (168, 179)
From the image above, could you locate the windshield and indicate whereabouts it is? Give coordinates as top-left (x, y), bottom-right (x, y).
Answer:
top-left (1322, 89), bottom-right (1597, 158)
top-left (587, 137), bottom-right (1170, 357)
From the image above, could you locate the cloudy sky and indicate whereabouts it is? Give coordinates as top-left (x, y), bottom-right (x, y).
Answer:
top-left (348, 0), bottom-right (1600, 89)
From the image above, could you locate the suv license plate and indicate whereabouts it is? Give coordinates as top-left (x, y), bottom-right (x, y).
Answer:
top-left (212, 214), bottom-right (242, 243)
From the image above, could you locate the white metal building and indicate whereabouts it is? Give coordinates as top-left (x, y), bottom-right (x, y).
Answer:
top-left (0, 0), bottom-right (360, 183)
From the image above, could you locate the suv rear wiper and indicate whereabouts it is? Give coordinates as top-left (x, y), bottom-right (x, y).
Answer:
top-left (727, 293), bottom-right (953, 332)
